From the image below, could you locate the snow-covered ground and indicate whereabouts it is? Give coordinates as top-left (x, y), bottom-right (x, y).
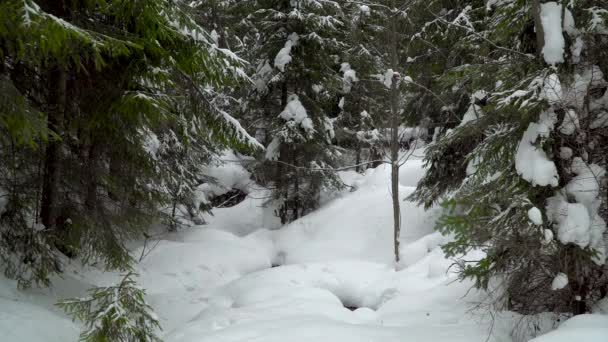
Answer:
top-left (1, 151), bottom-right (606, 341)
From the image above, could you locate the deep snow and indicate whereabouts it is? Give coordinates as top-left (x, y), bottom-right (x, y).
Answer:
top-left (0, 150), bottom-right (606, 341)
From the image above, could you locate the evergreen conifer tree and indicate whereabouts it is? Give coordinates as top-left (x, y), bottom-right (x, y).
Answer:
top-left (239, 0), bottom-right (347, 223)
top-left (411, 0), bottom-right (608, 315)
top-left (0, 0), bottom-right (259, 287)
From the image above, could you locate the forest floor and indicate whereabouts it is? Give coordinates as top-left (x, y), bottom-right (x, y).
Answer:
top-left (0, 151), bottom-right (606, 341)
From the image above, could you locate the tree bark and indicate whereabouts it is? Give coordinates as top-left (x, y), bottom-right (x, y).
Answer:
top-left (40, 67), bottom-right (66, 230)
top-left (355, 146), bottom-right (361, 172)
top-left (293, 146), bottom-right (300, 221)
top-left (389, 0), bottom-right (401, 263)
top-left (390, 83), bottom-right (401, 264)
top-left (277, 83), bottom-right (289, 224)
top-left (533, 0), bottom-right (545, 57)
top-left (84, 135), bottom-right (99, 211)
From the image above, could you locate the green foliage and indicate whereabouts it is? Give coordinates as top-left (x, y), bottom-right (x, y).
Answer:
top-left (409, 0), bottom-right (608, 315)
top-left (225, 0), bottom-right (348, 223)
top-left (0, 75), bottom-right (52, 147)
top-left (0, 0), bottom-right (260, 288)
top-left (58, 272), bottom-right (161, 342)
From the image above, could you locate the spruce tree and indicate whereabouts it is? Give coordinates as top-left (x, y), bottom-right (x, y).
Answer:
top-left (240, 0), bottom-right (346, 224)
top-left (410, 0), bottom-right (608, 315)
top-left (335, 3), bottom-right (387, 170)
top-left (0, 0), bottom-right (258, 287)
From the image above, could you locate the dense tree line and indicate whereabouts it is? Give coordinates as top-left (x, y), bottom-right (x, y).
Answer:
top-left (194, 0), bottom-right (608, 320)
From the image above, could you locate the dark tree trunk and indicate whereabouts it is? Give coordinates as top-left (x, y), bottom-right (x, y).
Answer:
top-left (85, 135), bottom-right (99, 211)
top-left (355, 146), bottom-right (361, 172)
top-left (533, 0), bottom-right (545, 58)
top-left (108, 149), bottom-right (122, 201)
top-left (293, 146), bottom-right (300, 221)
top-left (40, 67), bottom-right (66, 230)
top-left (389, 0), bottom-right (401, 263)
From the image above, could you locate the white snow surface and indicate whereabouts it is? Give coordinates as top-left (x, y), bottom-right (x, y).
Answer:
top-left (515, 111), bottom-right (559, 187)
top-left (546, 194), bottom-right (593, 248)
top-left (359, 5), bottom-right (370, 15)
top-left (540, 2), bottom-right (565, 65)
top-left (530, 314), bottom-right (608, 342)
top-left (340, 63), bottom-right (358, 93)
top-left (265, 136), bottom-right (281, 161)
top-left (0, 276), bottom-right (80, 341)
top-left (279, 94), bottom-right (315, 133)
top-left (459, 104), bottom-right (483, 126)
top-left (566, 158), bottom-right (605, 211)
top-left (274, 33), bottom-right (299, 72)
top-left (543, 229), bottom-right (554, 245)
top-left (1, 151), bottom-right (606, 341)
top-left (543, 74), bottom-right (563, 105)
top-left (199, 150), bottom-right (252, 198)
top-left (545, 157), bottom-right (607, 264)
top-left (383, 69), bottom-right (396, 89)
top-left (551, 273), bottom-right (568, 290)
top-left (528, 207), bottom-right (543, 225)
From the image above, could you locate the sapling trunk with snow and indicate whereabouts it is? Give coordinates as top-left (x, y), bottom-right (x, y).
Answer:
top-left (388, 0), bottom-right (401, 263)
top-left (390, 82), bottom-right (401, 263)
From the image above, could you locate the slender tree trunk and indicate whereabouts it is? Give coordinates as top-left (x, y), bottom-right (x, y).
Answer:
top-left (85, 135), bottom-right (99, 211)
top-left (389, 1), bottom-right (401, 263)
top-left (533, 0), bottom-right (545, 57)
top-left (293, 147), bottom-right (299, 221)
top-left (277, 83), bottom-right (289, 224)
top-left (170, 200), bottom-right (178, 231)
top-left (355, 146), bottom-right (361, 172)
top-left (40, 67), bottom-right (66, 230)
top-left (108, 152), bottom-right (121, 201)
top-left (390, 84), bottom-right (401, 263)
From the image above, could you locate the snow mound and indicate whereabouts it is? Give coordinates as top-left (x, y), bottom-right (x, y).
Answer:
top-left (164, 152), bottom-right (495, 342)
top-left (530, 314), bottom-right (608, 342)
top-left (135, 228), bottom-right (274, 332)
top-left (5, 151), bottom-right (601, 342)
top-left (0, 276), bottom-right (80, 341)
top-left (0, 297), bottom-right (79, 342)
top-left (274, 162), bottom-right (442, 265)
top-left (167, 257), bottom-right (489, 342)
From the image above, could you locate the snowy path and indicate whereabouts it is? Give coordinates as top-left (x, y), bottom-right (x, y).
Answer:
top-left (139, 162), bottom-right (500, 341)
top-left (164, 259), bottom-right (492, 342)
